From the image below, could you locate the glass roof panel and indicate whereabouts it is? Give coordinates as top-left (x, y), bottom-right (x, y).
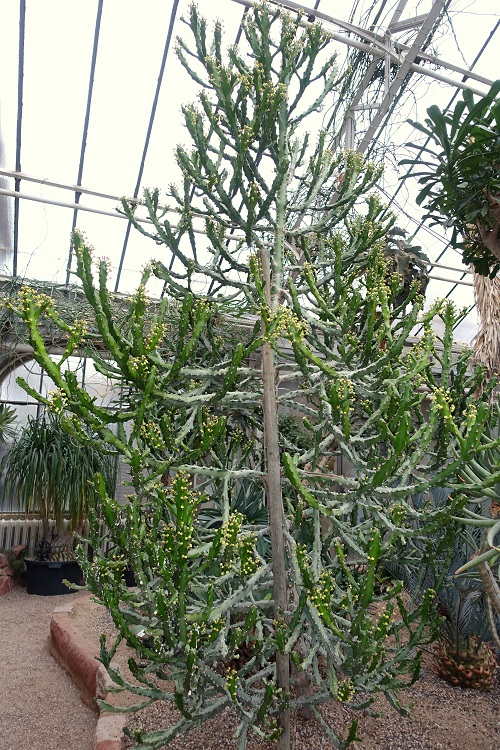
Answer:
top-left (20, 2), bottom-right (96, 184)
top-left (0, 0), bottom-right (498, 345)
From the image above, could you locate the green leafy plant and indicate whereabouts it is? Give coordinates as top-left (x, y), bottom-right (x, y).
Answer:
top-left (0, 404), bottom-right (16, 444)
top-left (453, 402), bottom-right (500, 643)
top-left (401, 81), bottom-right (500, 276)
top-left (5, 4), bottom-right (500, 749)
top-left (384, 484), bottom-right (497, 689)
top-left (0, 413), bottom-right (116, 560)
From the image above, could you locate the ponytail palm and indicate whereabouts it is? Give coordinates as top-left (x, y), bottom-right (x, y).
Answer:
top-left (1, 413), bottom-right (115, 553)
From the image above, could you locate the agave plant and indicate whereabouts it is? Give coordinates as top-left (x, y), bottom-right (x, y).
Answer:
top-left (199, 479), bottom-right (269, 559)
top-left (0, 412), bottom-right (116, 559)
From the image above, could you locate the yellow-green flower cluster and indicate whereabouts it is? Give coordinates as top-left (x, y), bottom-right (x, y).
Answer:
top-left (47, 388), bottom-right (69, 414)
top-left (129, 283), bottom-right (148, 306)
top-left (435, 298), bottom-right (458, 318)
top-left (238, 123), bottom-right (255, 149)
top-left (373, 605), bottom-right (395, 639)
top-left (344, 149), bottom-right (365, 171)
top-left (220, 512), bottom-right (244, 575)
top-left (206, 217), bottom-right (225, 240)
top-left (230, 427), bottom-right (244, 444)
top-left (187, 616), bottom-right (224, 650)
top-left (225, 667), bottom-right (239, 700)
top-left (388, 502), bottom-right (407, 526)
top-left (405, 329), bottom-right (434, 365)
top-left (429, 387), bottom-right (456, 423)
top-left (268, 305), bottom-right (309, 343)
top-left (203, 414), bottom-right (220, 438)
top-left (9, 286), bottom-right (55, 317)
top-left (219, 512), bottom-right (259, 576)
top-left (337, 677), bottom-right (355, 703)
top-left (249, 180), bottom-right (260, 202)
top-left (344, 331), bottom-right (359, 348)
top-left (248, 251), bottom-right (262, 279)
top-left (329, 376), bottom-right (355, 416)
top-left (465, 402), bottom-right (477, 427)
top-left (161, 521), bottom-right (194, 563)
top-left (69, 319), bottom-right (88, 340)
top-left (96, 256), bottom-right (112, 274)
top-left (308, 570), bottom-right (333, 611)
top-left (239, 533), bottom-right (259, 576)
top-left (145, 321), bottom-right (167, 351)
top-left (129, 354), bottom-right (151, 377)
top-left (140, 421), bottom-right (165, 450)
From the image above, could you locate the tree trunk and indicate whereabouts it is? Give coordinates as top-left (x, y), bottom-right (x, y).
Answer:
top-left (260, 249), bottom-right (291, 750)
top-left (472, 270), bottom-right (500, 382)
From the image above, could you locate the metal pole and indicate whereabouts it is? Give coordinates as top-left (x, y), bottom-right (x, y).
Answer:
top-left (356, 0), bottom-right (448, 155)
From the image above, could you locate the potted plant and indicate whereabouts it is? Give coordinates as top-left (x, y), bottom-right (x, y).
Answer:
top-left (0, 411), bottom-right (116, 595)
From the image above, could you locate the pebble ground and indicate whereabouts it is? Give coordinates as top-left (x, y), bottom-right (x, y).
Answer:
top-left (0, 587), bottom-right (97, 750)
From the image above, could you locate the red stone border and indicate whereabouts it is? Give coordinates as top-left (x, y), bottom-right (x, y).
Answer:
top-left (49, 595), bottom-right (126, 750)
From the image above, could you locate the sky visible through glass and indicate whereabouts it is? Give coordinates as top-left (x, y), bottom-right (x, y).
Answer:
top-left (0, 0), bottom-right (498, 346)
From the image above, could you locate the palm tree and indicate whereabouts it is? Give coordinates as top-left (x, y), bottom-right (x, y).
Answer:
top-left (472, 272), bottom-right (500, 382)
top-left (1, 412), bottom-right (116, 558)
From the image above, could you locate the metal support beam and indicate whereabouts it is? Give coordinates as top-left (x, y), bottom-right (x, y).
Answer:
top-left (0, 168), bottom-right (138, 204)
top-left (388, 0), bottom-right (410, 28)
top-left (234, 0), bottom-right (493, 89)
top-left (389, 14), bottom-right (427, 33)
top-left (356, 0), bottom-right (447, 155)
top-left (344, 113), bottom-right (355, 151)
top-left (333, 0), bottom-right (438, 150)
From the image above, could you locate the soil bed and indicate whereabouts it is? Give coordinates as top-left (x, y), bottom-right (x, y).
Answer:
top-left (74, 597), bottom-right (500, 750)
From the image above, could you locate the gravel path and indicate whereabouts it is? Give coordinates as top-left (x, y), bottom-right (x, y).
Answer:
top-left (0, 587), bottom-right (97, 750)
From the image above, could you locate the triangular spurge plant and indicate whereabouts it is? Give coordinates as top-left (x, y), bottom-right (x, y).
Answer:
top-left (7, 4), bottom-right (499, 749)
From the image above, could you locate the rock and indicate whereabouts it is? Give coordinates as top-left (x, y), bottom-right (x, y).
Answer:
top-left (96, 663), bottom-right (115, 700)
top-left (9, 544), bottom-right (27, 559)
top-left (94, 713), bottom-right (127, 750)
top-left (0, 571), bottom-right (14, 595)
top-left (0, 553), bottom-right (10, 568)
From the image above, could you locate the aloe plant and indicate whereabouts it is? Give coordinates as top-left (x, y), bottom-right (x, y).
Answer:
top-left (5, 5), bottom-right (500, 749)
top-left (402, 81), bottom-right (500, 276)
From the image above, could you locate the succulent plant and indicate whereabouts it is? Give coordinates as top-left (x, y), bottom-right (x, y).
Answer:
top-left (6, 5), bottom-right (500, 749)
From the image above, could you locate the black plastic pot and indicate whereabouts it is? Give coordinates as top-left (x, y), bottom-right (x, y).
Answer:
top-left (123, 567), bottom-right (136, 587)
top-left (24, 558), bottom-right (84, 596)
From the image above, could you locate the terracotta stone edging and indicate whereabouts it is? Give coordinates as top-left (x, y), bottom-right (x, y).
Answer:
top-left (49, 594), bottom-right (127, 750)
